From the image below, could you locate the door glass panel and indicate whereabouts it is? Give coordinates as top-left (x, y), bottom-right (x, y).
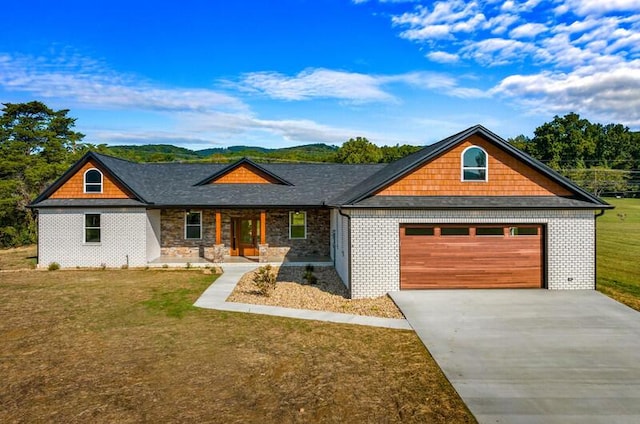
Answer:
top-left (240, 220), bottom-right (253, 243)
top-left (476, 227), bottom-right (504, 236)
top-left (441, 227), bottom-right (470, 236)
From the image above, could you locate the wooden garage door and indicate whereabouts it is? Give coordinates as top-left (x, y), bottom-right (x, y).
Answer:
top-left (400, 224), bottom-right (543, 289)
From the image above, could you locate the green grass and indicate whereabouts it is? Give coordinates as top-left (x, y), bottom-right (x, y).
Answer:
top-left (597, 198), bottom-right (640, 310)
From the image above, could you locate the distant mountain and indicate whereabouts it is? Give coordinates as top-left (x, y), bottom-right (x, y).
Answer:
top-left (104, 143), bottom-right (339, 163)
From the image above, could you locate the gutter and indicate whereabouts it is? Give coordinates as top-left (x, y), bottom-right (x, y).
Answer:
top-left (593, 208), bottom-right (608, 291)
top-left (337, 207), bottom-right (352, 299)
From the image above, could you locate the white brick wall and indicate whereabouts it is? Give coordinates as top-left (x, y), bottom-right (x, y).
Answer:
top-left (346, 209), bottom-right (595, 298)
top-left (146, 209), bottom-right (161, 262)
top-left (331, 209), bottom-right (350, 289)
top-left (38, 208), bottom-right (148, 268)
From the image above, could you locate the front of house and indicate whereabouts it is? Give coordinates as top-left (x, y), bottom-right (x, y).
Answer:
top-left (30, 125), bottom-right (612, 298)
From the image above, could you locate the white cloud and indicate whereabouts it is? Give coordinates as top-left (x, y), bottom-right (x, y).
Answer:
top-left (237, 68), bottom-right (395, 102)
top-left (392, 1), bottom-right (482, 41)
top-left (461, 38), bottom-right (539, 66)
top-left (509, 23), bottom-right (548, 38)
top-left (427, 50), bottom-right (461, 63)
top-left (492, 61), bottom-right (640, 126)
top-left (560, 0), bottom-right (640, 16)
top-left (0, 53), bottom-right (247, 113)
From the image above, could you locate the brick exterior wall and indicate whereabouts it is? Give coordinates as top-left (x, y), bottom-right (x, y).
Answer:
top-left (159, 208), bottom-right (330, 259)
top-left (346, 209), bottom-right (596, 299)
top-left (38, 208), bottom-right (148, 268)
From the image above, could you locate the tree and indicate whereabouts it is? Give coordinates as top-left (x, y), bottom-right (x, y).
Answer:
top-left (334, 137), bottom-right (383, 164)
top-left (530, 113), bottom-right (597, 170)
top-left (0, 101), bottom-right (85, 247)
top-left (380, 144), bottom-right (422, 163)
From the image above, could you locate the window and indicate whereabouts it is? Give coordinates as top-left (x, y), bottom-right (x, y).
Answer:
top-left (405, 227), bottom-right (434, 236)
top-left (84, 169), bottom-right (103, 193)
top-left (462, 146), bottom-right (487, 181)
top-left (85, 214), bottom-right (101, 243)
top-left (476, 227), bottom-right (504, 236)
top-left (441, 227), bottom-right (470, 236)
top-left (510, 227), bottom-right (538, 236)
top-left (289, 211), bottom-right (306, 239)
top-left (185, 211), bottom-right (202, 239)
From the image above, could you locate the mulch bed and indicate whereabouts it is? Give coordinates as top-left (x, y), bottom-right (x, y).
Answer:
top-left (227, 266), bottom-right (404, 319)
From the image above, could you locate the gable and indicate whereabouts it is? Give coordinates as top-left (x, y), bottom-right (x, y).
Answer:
top-left (49, 160), bottom-right (134, 199)
top-left (376, 134), bottom-right (573, 197)
top-left (209, 163), bottom-right (282, 184)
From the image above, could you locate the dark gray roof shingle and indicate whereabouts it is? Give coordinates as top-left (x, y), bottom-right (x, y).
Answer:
top-left (29, 125), bottom-right (612, 210)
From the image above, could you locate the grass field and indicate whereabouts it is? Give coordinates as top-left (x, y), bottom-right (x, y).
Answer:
top-left (0, 262), bottom-right (474, 423)
top-left (597, 198), bottom-right (640, 310)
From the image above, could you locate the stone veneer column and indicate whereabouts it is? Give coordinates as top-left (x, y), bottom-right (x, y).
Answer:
top-left (213, 244), bottom-right (225, 263)
top-left (258, 244), bottom-right (269, 263)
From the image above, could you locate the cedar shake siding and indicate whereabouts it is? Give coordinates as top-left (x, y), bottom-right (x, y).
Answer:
top-left (376, 135), bottom-right (573, 197)
top-left (210, 163), bottom-right (281, 184)
top-left (49, 160), bottom-right (133, 199)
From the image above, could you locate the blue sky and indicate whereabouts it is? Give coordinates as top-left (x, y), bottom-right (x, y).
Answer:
top-left (1, 0), bottom-right (639, 149)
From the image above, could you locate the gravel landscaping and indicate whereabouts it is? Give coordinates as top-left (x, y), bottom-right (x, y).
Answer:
top-left (227, 266), bottom-right (404, 319)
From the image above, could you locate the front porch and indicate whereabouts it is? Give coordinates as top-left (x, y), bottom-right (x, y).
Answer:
top-left (147, 254), bottom-right (333, 268)
top-left (150, 207), bottom-right (332, 266)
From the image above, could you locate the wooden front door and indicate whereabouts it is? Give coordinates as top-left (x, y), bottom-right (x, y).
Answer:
top-left (230, 217), bottom-right (260, 256)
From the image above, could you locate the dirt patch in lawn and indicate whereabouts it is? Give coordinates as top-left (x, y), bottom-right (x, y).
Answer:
top-left (0, 268), bottom-right (474, 423)
top-left (227, 266), bottom-right (404, 319)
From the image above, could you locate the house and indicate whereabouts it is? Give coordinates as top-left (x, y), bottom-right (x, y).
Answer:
top-left (30, 125), bottom-right (612, 298)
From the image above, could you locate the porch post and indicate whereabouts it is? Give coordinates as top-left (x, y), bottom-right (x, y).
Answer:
top-left (215, 211), bottom-right (222, 245)
top-left (259, 210), bottom-right (268, 263)
top-left (212, 211), bottom-right (224, 263)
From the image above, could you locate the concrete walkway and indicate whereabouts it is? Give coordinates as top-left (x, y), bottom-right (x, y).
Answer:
top-left (194, 264), bottom-right (411, 330)
top-left (390, 290), bottom-right (640, 424)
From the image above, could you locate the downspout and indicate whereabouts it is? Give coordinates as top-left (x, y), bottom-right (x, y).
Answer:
top-left (594, 209), bottom-right (606, 291)
top-left (337, 207), bottom-right (352, 299)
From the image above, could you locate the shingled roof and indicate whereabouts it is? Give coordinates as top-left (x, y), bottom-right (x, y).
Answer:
top-left (30, 125), bottom-right (612, 210)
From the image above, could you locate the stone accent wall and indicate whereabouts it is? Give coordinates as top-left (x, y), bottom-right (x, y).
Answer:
top-left (38, 208), bottom-right (147, 268)
top-left (346, 209), bottom-right (596, 299)
top-left (160, 209), bottom-right (216, 257)
top-left (265, 209), bottom-right (330, 258)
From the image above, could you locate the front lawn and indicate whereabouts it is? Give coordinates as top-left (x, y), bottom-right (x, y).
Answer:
top-left (597, 198), bottom-right (640, 310)
top-left (0, 266), bottom-right (474, 423)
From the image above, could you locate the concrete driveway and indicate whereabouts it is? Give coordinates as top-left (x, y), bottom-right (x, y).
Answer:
top-left (389, 290), bottom-right (640, 424)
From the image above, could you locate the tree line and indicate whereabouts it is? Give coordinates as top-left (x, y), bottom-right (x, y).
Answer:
top-left (1, 101), bottom-right (639, 247)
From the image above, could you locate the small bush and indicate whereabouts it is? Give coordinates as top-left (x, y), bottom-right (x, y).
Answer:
top-left (162, 264), bottom-right (169, 269)
top-left (253, 265), bottom-right (277, 296)
top-left (305, 264), bottom-right (315, 273)
top-left (303, 270), bottom-right (318, 285)
top-left (185, 262), bottom-right (192, 269)
top-left (121, 264), bottom-right (129, 269)
top-left (100, 263), bottom-right (107, 270)
top-left (48, 262), bottom-right (60, 271)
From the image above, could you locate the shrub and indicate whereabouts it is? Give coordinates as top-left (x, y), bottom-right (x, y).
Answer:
top-left (48, 262), bottom-right (60, 271)
top-left (100, 263), bottom-right (107, 270)
top-left (253, 265), bottom-right (277, 296)
top-left (185, 262), bottom-right (192, 269)
top-left (303, 270), bottom-right (318, 285)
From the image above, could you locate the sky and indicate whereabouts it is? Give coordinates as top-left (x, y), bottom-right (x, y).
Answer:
top-left (1, 0), bottom-right (639, 150)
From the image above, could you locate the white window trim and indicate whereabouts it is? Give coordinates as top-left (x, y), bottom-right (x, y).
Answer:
top-left (84, 213), bottom-right (101, 244)
top-left (289, 211), bottom-right (307, 239)
top-left (185, 211), bottom-right (202, 240)
top-left (461, 145), bottom-right (488, 182)
top-left (84, 168), bottom-right (103, 193)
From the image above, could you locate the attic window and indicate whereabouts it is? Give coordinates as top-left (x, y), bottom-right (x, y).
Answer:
top-left (461, 146), bottom-right (487, 181)
top-left (84, 169), bottom-right (103, 193)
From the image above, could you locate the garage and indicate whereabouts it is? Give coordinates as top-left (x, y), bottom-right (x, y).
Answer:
top-left (400, 224), bottom-right (544, 289)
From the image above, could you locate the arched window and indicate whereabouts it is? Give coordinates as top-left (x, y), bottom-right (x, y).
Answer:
top-left (84, 168), bottom-right (103, 193)
top-left (461, 146), bottom-right (488, 181)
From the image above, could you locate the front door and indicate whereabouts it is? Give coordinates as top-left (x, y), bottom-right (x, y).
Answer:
top-left (231, 217), bottom-right (260, 256)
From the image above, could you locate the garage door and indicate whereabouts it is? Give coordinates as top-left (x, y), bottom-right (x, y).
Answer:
top-left (400, 224), bottom-right (543, 289)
